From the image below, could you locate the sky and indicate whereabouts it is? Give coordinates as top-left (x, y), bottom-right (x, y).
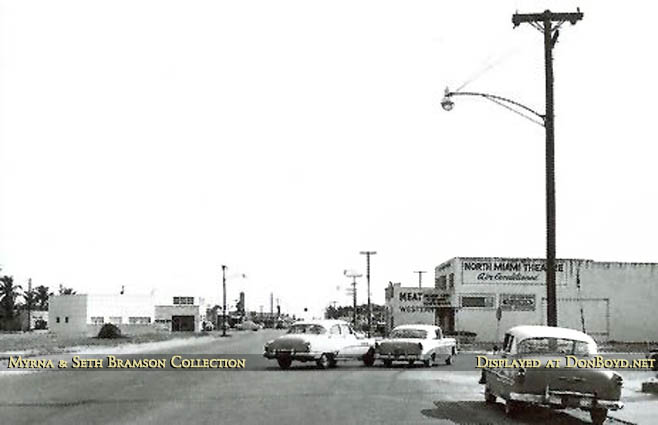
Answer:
top-left (1, 1), bottom-right (657, 318)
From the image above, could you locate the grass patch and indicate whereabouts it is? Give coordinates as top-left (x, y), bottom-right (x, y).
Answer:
top-left (0, 331), bottom-right (210, 356)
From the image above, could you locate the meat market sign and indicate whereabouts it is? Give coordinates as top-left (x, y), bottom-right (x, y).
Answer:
top-left (397, 289), bottom-right (450, 313)
top-left (461, 259), bottom-right (567, 286)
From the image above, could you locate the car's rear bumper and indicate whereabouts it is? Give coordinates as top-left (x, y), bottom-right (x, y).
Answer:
top-left (263, 351), bottom-right (320, 361)
top-left (509, 391), bottom-right (623, 410)
top-left (377, 353), bottom-right (425, 362)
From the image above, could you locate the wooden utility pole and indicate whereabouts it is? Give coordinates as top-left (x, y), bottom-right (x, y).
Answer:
top-left (344, 270), bottom-right (362, 327)
top-left (512, 9), bottom-right (583, 327)
top-left (414, 271), bottom-right (426, 288)
top-left (359, 251), bottom-right (377, 337)
top-left (221, 265), bottom-right (228, 337)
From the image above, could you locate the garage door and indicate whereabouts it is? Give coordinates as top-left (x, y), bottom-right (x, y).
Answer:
top-left (171, 315), bottom-right (195, 332)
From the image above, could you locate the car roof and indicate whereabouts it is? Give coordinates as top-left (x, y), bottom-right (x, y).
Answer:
top-left (507, 325), bottom-right (596, 344)
top-left (393, 324), bottom-right (439, 331)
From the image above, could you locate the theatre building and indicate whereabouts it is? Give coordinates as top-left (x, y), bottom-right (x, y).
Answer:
top-left (433, 257), bottom-right (658, 342)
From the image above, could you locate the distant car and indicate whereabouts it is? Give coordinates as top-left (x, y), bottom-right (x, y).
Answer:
top-left (646, 349), bottom-right (658, 371)
top-left (263, 319), bottom-right (376, 369)
top-left (375, 324), bottom-right (457, 367)
top-left (481, 325), bottom-right (623, 425)
top-left (237, 320), bottom-right (260, 331)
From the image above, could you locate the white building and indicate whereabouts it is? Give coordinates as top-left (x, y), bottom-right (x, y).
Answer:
top-left (49, 294), bottom-right (155, 336)
top-left (433, 257), bottom-right (658, 342)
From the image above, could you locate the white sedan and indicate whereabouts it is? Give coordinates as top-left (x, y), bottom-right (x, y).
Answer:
top-left (264, 319), bottom-right (376, 369)
top-left (375, 324), bottom-right (457, 367)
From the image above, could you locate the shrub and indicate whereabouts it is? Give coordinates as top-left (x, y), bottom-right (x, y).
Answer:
top-left (97, 323), bottom-right (122, 339)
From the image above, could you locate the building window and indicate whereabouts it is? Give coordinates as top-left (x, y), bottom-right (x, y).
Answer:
top-left (437, 275), bottom-right (447, 290)
top-left (460, 295), bottom-right (495, 308)
top-left (448, 273), bottom-right (455, 289)
top-left (109, 316), bottom-right (122, 324)
top-left (56, 317), bottom-right (60, 323)
top-left (173, 296), bottom-right (194, 305)
top-left (129, 317), bottom-right (151, 325)
top-left (91, 317), bottom-right (104, 325)
top-left (65, 317), bottom-right (69, 323)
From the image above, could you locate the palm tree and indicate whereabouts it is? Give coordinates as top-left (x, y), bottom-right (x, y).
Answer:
top-left (23, 287), bottom-right (37, 311)
top-left (34, 285), bottom-right (52, 310)
top-left (0, 275), bottom-right (22, 319)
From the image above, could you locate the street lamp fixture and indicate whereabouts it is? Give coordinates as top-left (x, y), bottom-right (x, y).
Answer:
top-left (441, 87), bottom-right (545, 126)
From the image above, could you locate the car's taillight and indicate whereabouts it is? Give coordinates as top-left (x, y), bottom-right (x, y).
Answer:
top-left (304, 341), bottom-right (311, 350)
top-left (417, 343), bottom-right (423, 351)
top-left (517, 367), bottom-right (526, 383)
top-left (612, 373), bottom-right (623, 387)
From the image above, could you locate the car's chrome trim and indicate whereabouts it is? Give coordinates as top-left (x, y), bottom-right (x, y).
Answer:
top-left (509, 391), bottom-right (623, 410)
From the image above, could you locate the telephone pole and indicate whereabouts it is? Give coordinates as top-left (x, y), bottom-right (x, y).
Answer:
top-left (344, 270), bottom-right (362, 327)
top-left (221, 265), bottom-right (228, 337)
top-left (359, 251), bottom-right (376, 337)
top-left (512, 9), bottom-right (583, 327)
top-left (27, 278), bottom-right (32, 332)
top-left (413, 271), bottom-right (426, 288)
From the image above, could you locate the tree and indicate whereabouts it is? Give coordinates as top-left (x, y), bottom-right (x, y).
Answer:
top-left (58, 284), bottom-right (76, 295)
top-left (22, 286), bottom-right (37, 312)
top-left (0, 275), bottom-right (22, 319)
top-left (34, 285), bottom-right (52, 310)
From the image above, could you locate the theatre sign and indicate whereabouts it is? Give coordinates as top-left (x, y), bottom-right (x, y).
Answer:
top-left (461, 258), bottom-right (568, 286)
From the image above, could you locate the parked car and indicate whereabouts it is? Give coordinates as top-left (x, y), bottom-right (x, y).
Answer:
top-left (263, 319), bottom-right (376, 369)
top-left (646, 349), bottom-right (658, 371)
top-left (481, 325), bottom-right (623, 425)
top-left (375, 324), bottom-right (456, 367)
top-left (237, 320), bottom-right (260, 331)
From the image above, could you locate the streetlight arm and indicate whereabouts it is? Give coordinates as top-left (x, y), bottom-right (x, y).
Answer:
top-left (442, 88), bottom-right (545, 126)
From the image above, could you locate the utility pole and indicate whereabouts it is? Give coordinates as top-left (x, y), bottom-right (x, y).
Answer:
top-left (221, 265), bottom-right (228, 337)
top-left (414, 271), bottom-right (426, 288)
top-left (512, 9), bottom-right (583, 327)
top-left (344, 270), bottom-right (362, 327)
top-left (360, 251), bottom-right (377, 337)
top-left (27, 278), bottom-right (32, 332)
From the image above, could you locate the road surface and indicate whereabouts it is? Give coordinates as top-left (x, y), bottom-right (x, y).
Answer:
top-left (0, 330), bottom-right (642, 425)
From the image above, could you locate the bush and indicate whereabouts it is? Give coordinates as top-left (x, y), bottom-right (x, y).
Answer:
top-left (97, 323), bottom-right (122, 339)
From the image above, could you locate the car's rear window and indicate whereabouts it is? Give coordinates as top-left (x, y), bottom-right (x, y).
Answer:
top-left (517, 337), bottom-right (593, 355)
top-left (390, 329), bottom-right (427, 339)
top-left (287, 324), bottom-right (326, 335)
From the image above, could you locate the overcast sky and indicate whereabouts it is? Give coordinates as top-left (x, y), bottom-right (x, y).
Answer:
top-left (1, 0), bottom-right (656, 317)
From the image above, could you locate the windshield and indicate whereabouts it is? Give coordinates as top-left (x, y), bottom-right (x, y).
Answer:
top-left (390, 329), bottom-right (427, 339)
top-left (517, 337), bottom-right (593, 355)
top-left (287, 324), bottom-right (327, 335)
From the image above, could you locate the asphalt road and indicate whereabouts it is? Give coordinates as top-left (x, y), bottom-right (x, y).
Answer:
top-left (0, 330), bottom-right (640, 425)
